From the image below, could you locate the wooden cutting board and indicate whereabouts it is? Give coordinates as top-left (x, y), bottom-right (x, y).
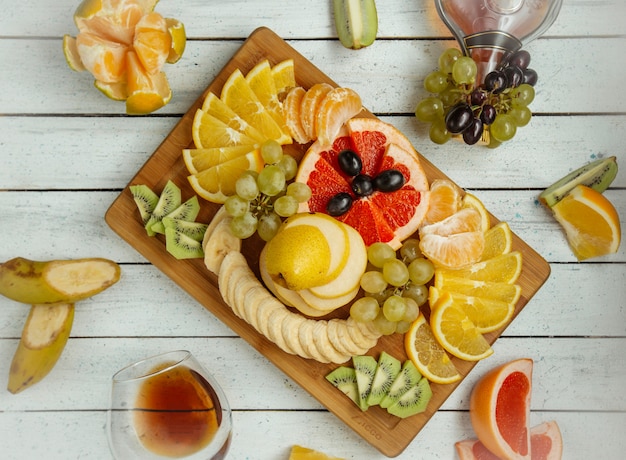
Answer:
top-left (105, 27), bottom-right (551, 457)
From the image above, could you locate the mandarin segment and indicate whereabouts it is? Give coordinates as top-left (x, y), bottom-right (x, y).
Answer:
top-left (422, 178), bottom-right (463, 226)
top-left (300, 83), bottom-right (334, 141)
top-left (284, 87), bottom-right (310, 144)
top-left (133, 12), bottom-right (170, 74)
top-left (316, 87), bottom-right (363, 146)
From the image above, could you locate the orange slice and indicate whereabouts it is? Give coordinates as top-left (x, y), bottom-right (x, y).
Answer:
top-left (271, 59), bottom-right (296, 97)
top-left (404, 312), bottom-right (461, 384)
top-left (551, 184), bottom-right (621, 260)
top-left (429, 291), bottom-right (494, 361)
top-left (481, 221), bottom-right (513, 261)
top-left (422, 178), bottom-right (462, 225)
top-left (182, 145), bottom-right (258, 175)
top-left (201, 92), bottom-right (265, 143)
top-left (470, 358), bottom-right (533, 459)
top-left (434, 272), bottom-right (522, 305)
top-left (436, 251), bottom-right (523, 284)
top-left (187, 150), bottom-right (264, 203)
top-left (245, 59), bottom-right (285, 129)
top-left (192, 109), bottom-right (259, 149)
top-left (220, 69), bottom-right (291, 145)
top-left (462, 192), bottom-right (491, 232)
top-left (429, 286), bottom-right (515, 334)
top-left (316, 87), bottom-right (363, 146)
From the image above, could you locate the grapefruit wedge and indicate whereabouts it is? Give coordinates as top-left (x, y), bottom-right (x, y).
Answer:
top-left (296, 118), bottom-right (429, 249)
top-left (470, 358), bottom-right (533, 459)
top-left (455, 420), bottom-right (563, 460)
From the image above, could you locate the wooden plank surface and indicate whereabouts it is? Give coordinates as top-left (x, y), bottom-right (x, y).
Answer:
top-left (105, 27), bottom-right (550, 457)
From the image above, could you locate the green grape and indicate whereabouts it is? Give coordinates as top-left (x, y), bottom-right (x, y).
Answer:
top-left (402, 297), bottom-right (420, 322)
top-left (273, 195), bottom-right (299, 217)
top-left (400, 238), bottom-right (422, 263)
top-left (367, 242), bottom-right (396, 268)
top-left (372, 311), bottom-right (397, 336)
top-left (402, 283), bottom-right (428, 307)
top-left (415, 97), bottom-right (444, 123)
top-left (452, 56), bottom-right (478, 85)
top-left (438, 47), bottom-right (463, 74)
top-left (235, 173), bottom-right (259, 201)
top-left (224, 195), bottom-right (249, 217)
top-left (257, 212), bottom-right (282, 241)
top-left (241, 170), bottom-right (259, 181)
top-left (360, 270), bottom-right (388, 294)
top-left (260, 139), bottom-right (283, 164)
top-left (430, 118), bottom-right (451, 144)
top-left (490, 113), bottom-right (517, 142)
top-left (510, 83), bottom-right (535, 107)
top-left (407, 257), bottom-right (435, 285)
top-left (395, 321), bottom-right (411, 334)
top-left (230, 211), bottom-right (258, 239)
top-left (365, 288), bottom-right (393, 306)
top-left (382, 295), bottom-right (407, 322)
top-left (286, 182), bottom-right (312, 203)
top-left (509, 106), bottom-right (532, 127)
top-left (424, 71), bottom-right (450, 93)
top-left (439, 87), bottom-right (462, 106)
top-left (382, 259), bottom-right (410, 287)
top-left (277, 154), bottom-right (298, 181)
top-left (257, 164), bottom-right (286, 196)
top-left (350, 297), bottom-right (380, 322)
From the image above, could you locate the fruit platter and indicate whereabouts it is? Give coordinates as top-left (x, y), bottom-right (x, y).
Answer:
top-left (105, 27), bottom-right (551, 457)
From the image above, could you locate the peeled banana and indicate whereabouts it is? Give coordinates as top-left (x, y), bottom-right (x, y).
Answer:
top-left (333, 0), bottom-right (378, 50)
top-left (0, 257), bottom-right (121, 304)
top-left (8, 303), bottom-right (75, 394)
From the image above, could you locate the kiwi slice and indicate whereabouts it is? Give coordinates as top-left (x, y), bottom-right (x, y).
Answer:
top-left (379, 360), bottom-right (422, 409)
top-left (352, 355), bottom-right (377, 411)
top-left (386, 377), bottom-right (433, 419)
top-left (366, 351), bottom-right (401, 406)
top-left (325, 366), bottom-right (359, 407)
top-left (162, 217), bottom-right (208, 242)
top-left (164, 227), bottom-right (204, 259)
top-left (151, 195), bottom-right (201, 234)
top-left (144, 180), bottom-right (181, 236)
top-left (130, 184), bottom-right (159, 224)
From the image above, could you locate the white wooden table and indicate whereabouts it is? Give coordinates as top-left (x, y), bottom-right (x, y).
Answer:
top-left (1, 1), bottom-right (625, 458)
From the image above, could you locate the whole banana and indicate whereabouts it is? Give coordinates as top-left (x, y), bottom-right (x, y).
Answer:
top-left (0, 257), bottom-right (120, 304)
top-left (8, 303), bottom-right (75, 394)
top-left (333, 0), bottom-right (378, 50)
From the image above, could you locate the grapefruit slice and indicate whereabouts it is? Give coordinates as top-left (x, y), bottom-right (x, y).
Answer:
top-left (296, 118), bottom-right (430, 249)
top-left (470, 358), bottom-right (533, 459)
top-left (455, 420), bottom-right (563, 460)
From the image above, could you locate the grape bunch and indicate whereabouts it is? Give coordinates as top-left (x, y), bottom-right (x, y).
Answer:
top-left (224, 140), bottom-right (312, 241)
top-left (350, 239), bottom-right (435, 335)
top-left (415, 48), bottom-right (538, 147)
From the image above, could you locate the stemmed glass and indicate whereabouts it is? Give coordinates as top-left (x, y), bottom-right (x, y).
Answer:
top-left (107, 350), bottom-right (232, 459)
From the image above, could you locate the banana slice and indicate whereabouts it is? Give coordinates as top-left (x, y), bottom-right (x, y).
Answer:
top-left (256, 296), bottom-right (284, 339)
top-left (312, 321), bottom-right (351, 363)
top-left (346, 316), bottom-right (380, 348)
top-left (203, 213), bottom-right (241, 275)
top-left (298, 319), bottom-right (330, 363)
top-left (267, 308), bottom-right (295, 355)
top-left (281, 313), bottom-right (310, 359)
top-left (327, 318), bottom-right (368, 356)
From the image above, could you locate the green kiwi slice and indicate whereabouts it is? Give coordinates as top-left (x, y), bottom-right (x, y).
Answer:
top-left (366, 351), bottom-right (401, 406)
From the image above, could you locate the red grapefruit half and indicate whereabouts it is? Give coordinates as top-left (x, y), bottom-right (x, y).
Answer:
top-left (296, 118), bottom-right (430, 249)
top-left (470, 358), bottom-right (533, 460)
top-left (455, 420), bottom-right (563, 460)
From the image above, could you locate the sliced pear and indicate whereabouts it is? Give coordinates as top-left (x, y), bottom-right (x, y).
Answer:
top-left (309, 224), bottom-right (367, 299)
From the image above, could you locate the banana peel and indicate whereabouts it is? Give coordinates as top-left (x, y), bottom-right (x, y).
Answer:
top-left (0, 257), bottom-right (120, 304)
top-left (8, 303), bottom-right (75, 394)
top-left (333, 0), bottom-right (378, 50)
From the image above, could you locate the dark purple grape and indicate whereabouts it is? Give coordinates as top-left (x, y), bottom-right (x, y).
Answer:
top-left (373, 169), bottom-right (405, 192)
top-left (507, 50), bottom-right (531, 69)
top-left (483, 70), bottom-right (507, 94)
top-left (445, 103), bottom-right (474, 134)
top-left (522, 68), bottom-right (538, 86)
top-left (503, 65), bottom-right (524, 88)
top-left (351, 174), bottom-right (374, 196)
top-left (326, 192), bottom-right (353, 216)
top-left (462, 118), bottom-right (484, 145)
top-left (480, 104), bottom-right (497, 125)
top-left (337, 149), bottom-right (362, 176)
top-left (470, 89), bottom-right (487, 106)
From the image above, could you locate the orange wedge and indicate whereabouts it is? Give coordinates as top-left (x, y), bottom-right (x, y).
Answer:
top-left (434, 272), bottom-right (521, 305)
top-left (182, 146), bottom-right (258, 175)
top-left (422, 178), bottom-right (462, 226)
top-left (404, 312), bottom-right (461, 384)
top-left (462, 192), bottom-right (491, 232)
top-left (246, 59), bottom-right (284, 129)
top-left (192, 109), bottom-right (259, 149)
top-left (430, 291), bottom-right (494, 361)
top-left (551, 184), bottom-right (621, 260)
top-left (271, 58), bottom-right (296, 97)
top-left (436, 251), bottom-right (523, 284)
top-left (481, 221), bottom-right (513, 260)
top-left (201, 92), bottom-right (265, 143)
